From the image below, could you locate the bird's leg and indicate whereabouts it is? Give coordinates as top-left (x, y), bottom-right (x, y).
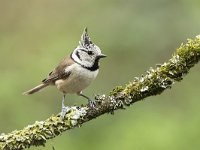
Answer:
top-left (78, 91), bottom-right (96, 107)
top-left (61, 94), bottom-right (70, 120)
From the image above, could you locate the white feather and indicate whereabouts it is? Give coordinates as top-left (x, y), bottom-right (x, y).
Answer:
top-left (55, 63), bottom-right (99, 94)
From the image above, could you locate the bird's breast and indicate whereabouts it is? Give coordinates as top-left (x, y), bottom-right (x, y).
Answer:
top-left (55, 64), bottom-right (99, 94)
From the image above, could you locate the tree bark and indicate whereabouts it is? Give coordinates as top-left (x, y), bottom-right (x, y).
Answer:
top-left (0, 35), bottom-right (200, 150)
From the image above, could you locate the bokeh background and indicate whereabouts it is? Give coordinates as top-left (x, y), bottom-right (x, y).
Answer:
top-left (0, 0), bottom-right (200, 150)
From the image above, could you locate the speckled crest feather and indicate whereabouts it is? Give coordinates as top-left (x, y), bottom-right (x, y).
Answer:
top-left (79, 28), bottom-right (94, 48)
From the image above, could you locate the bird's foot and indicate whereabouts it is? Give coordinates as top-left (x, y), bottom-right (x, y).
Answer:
top-left (61, 105), bottom-right (70, 120)
top-left (61, 97), bottom-right (70, 120)
top-left (88, 99), bottom-right (96, 108)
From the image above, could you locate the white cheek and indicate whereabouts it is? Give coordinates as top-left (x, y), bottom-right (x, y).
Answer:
top-left (72, 51), bottom-right (81, 64)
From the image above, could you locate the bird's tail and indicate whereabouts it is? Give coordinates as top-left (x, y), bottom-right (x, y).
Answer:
top-left (23, 83), bottom-right (49, 95)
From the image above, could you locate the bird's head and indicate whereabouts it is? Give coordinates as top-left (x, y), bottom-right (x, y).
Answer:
top-left (71, 28), bottom-right (106, 71)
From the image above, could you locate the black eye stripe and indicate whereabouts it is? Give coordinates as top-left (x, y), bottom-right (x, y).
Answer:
top-left (76, 51), bottom-right (81, 60)
top-left (79, 49), bottom-right (88, 53)
top-left (79, 49), bottom-right (93, 55)
top-left (88, 51), bottom-right (94, 55)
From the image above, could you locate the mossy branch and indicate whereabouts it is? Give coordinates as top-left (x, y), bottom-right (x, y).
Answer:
top-left (1, 35), bottom-right (200, 150)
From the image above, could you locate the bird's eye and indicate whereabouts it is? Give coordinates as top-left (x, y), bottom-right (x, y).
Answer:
top-left (87, 51), bottom-right (94, 55)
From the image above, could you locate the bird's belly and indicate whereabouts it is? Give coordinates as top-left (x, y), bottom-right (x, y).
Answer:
top-left (55, 68), bottom-right (99, 94)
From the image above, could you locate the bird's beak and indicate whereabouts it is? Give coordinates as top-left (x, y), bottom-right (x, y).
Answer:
top-left (98, 54), bottom-right (107, 59)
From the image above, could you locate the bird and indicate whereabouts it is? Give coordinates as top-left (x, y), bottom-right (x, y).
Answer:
top-left (23, 28), bottom-right (106, 119)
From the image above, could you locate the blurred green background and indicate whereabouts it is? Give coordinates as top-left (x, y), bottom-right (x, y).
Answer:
top-left (0, 0), bottom-right (200, 150)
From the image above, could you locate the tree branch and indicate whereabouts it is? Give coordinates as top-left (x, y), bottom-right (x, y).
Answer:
top-left (1, 35), bottom-right (200, 150)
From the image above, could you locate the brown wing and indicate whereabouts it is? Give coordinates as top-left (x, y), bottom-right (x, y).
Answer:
top-left (42, 56), bottom-right (74, 84)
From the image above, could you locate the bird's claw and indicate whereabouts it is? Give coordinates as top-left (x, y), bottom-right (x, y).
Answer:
top-left (61, 105), bottom-right (70, 120)
top-left (61, 97), bottom-right (70, 120)
top-left (88, 100), bottom-right (96, 108)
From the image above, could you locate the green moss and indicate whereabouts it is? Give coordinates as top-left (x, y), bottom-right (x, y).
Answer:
top-left (1, 35), bottom-right (200, 150)
top-left (109, 86), bottom-right (124, 96)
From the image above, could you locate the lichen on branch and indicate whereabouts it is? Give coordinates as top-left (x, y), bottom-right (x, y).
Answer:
top-left (0, 35), bottom-right (200, 150)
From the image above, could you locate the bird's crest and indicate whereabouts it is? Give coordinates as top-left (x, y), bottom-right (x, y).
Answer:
top-left (79, 27), bottom-right (94, 48)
